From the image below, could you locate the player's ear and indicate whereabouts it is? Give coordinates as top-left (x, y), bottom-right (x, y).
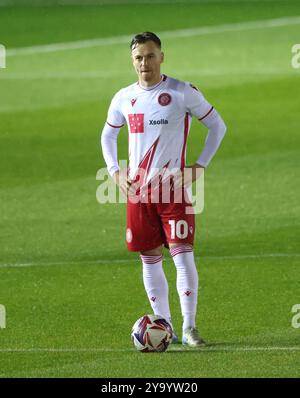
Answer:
top-left (160, 51), bottom-right (164, 64)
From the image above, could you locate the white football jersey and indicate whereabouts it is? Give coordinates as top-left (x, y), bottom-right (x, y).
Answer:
top-left (106, 74), bottom-right (213, 185)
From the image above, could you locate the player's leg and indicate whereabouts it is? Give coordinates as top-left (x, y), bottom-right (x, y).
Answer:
top-left (140, 246), bottom-right (163, 256)
top-left (140, 244), bottom-right (168, 319)
top-left (159, 191), bottom-right (205, 346)
top-left (169, 242), bottom-right (205, 347)
top-left (126, 199), bottom-right (175, 338)
top-left (140, 248), bottom-right (179, 343)
top-left (140, 245), bottom-right (176, 339)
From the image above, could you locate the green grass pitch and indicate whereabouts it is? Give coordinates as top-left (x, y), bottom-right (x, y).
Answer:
top-left (0, 0), bottom-right (300, 377)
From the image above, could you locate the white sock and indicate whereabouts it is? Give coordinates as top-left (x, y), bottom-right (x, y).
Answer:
top-left (170, 246), bottom-right (199, 331)
top-left (140, 255), bottom-right (172, 327)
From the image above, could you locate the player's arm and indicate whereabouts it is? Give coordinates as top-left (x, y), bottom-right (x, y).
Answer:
top-left (194, 107), bottom-right (227, 170)
top-left (101, 122), bottom-right (133, 196)
top-left (100, 92), bottom-right (132, 195)
top-left (177, 109), bottom-right (226, 188)
top-left (185, 83), bottom-right (226, 183)
top-left (101, 122), bottom-right (122, 177)
top-left (174, 83), bottom-right (226, 189)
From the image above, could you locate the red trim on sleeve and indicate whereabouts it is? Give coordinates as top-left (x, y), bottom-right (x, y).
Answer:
top-left (181, 112), bottom-right (190, 169)
top-left (198, 106), bottom-right (214, 121)
top-left (106, 121), bottom-right (124, 128)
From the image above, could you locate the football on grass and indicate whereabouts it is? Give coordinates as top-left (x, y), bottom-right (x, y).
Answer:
top-left (131, 314), bottom-right (173, 352)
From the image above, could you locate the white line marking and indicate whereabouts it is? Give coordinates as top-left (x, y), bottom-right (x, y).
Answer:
top-left (0, 69), bottom-right (295, 81)
top-left (0, 346), bottom-right (299, 353)
top-left (0, 253), bottom-right (299, 269)
top-left (0, 0), bottom-right (283, 7)
top-left (7, 35), bottom-right (132, 56)
top-left (205, 253), bottom-right (300, 260)
top-left (171, 346), bottom-right (300, 352)
top-left (6, 16), bottom-right (300, 57)
top-left (0, 0), bottom-right (288, 6)
top-left (0, 71), bottom-right (134, 80)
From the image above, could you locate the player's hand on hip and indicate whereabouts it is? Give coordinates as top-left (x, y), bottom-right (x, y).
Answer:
top-left (173, 163), bottom-right (205, 190)
top-left (188, 163), bottom-right (205, 183)
top-left (112, 170), bottom-right (133, 196)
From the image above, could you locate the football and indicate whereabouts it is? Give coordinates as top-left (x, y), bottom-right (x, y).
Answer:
top-left (131, 314), bottom-right (173, 352)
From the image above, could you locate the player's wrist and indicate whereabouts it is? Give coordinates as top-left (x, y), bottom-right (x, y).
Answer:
top-left (112, 170), bottom-right (120, 184)
top-left (190, 163), bottom-right (205, 182)
top-left (195, 162), bottom-right (205, 169)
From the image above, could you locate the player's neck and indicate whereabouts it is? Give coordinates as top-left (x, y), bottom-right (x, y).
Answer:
top-left (139, 74), bottom-right (163, 89)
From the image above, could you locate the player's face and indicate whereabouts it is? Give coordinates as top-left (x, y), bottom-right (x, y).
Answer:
top-left (131, 41), bottom-right (164, 86)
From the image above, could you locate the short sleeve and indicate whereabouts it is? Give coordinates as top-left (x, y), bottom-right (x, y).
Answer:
top-left (106, 91), bottom-right (126, 128)
top-left (184, 82), bottom-right (214, 121)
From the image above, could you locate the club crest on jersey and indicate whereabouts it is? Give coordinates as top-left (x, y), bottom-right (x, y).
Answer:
top-left (158, 93), bottom-right (172, 106)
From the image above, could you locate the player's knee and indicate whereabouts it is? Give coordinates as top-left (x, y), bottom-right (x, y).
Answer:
top-left (169, 243), bottom-right (193, 249)
top-left (140, 245), bottom-right (163, 256)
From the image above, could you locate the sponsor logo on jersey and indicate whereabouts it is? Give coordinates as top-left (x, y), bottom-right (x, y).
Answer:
top-left (158, 93), bottom-right (172, 106)
top-left (128, 113), bottom-right (144, 133)
top-left (131, 98), bottom-right (137, 107)
top-left (149, 119), bottom-right (168, 125)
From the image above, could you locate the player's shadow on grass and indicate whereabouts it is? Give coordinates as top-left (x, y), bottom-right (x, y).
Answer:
top-left (167, 341), bottom-right (231, 353)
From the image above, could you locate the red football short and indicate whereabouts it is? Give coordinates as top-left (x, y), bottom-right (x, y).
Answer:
top-left (126, 188), bottom-right (195, 252)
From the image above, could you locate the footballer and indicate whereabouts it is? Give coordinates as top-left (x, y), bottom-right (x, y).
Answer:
top-left (101, 32), bottom-right (226, 346)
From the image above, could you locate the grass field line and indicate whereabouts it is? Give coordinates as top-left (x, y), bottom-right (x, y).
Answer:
top-left (6, 15), bottom-right (300, 57)
top-left (0, 253), bottom-right (299, 268)
top-left (0, 68), bottom-right (295, 81)
top-left (0, 0), bottom-right (287, 7)
top-left (0, 346), bottom-right (299, 353)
